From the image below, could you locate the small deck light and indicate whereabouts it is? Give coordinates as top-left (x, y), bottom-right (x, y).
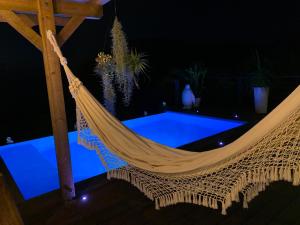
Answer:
top-left (234, 114), bottom-right (239, 119)
top-left (218, 141), bottom-right (224, 146)
top-left (81, 195), bottom-right (88, 202)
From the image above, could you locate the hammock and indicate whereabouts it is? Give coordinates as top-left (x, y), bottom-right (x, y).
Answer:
top-left (47, 31), bottom-right (300, 215)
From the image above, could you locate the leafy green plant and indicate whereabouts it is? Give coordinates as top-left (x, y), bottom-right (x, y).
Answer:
top-left (127, 49), bottom-right (148, 75)
top-left (185, 64), bottom-right (207, 97)
top-left (249, 49), bottom-right (272, 87)
top-left (126, 49), bottom-right (149, 88)
top-left (173, 63), bottom-right (207, 97)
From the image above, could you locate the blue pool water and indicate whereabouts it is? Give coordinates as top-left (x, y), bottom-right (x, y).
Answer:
top-left (0, 112), bottom-right (245, 200)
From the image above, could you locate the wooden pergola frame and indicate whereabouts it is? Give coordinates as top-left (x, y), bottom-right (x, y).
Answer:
top-left (0, 0), bottom-right (108, 201)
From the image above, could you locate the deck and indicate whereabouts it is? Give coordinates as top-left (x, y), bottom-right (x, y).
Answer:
top-left (19, 177), bottom-right (300, 225)
top-left (2, 114), bottom-right (300, 225)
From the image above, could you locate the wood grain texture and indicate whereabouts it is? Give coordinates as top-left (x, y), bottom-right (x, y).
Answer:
top-left (37, 0), bottom-right (75, 201)
top-left (0, 0), bottom-right (103, 18)
top-left (0, 14), bottom-right (70, 27)
top-left (0, 174), bottom-right (24, 225)
top-left (16, 14), bottom-right (36, 27)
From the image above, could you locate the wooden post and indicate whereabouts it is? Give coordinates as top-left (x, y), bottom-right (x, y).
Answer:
top-left (37, 0), bottom-right (75, 200)
top-left (0, 0), bottom-right (106, 203)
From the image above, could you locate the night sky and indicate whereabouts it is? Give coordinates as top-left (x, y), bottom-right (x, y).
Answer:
top-left (0, 0), bottom-right (300, 143)
top-left (114, 0), bottom-right (300, 44)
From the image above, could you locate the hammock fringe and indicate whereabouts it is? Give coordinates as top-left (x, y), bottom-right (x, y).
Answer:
top-left (108, 165), bottom-right (300, 215)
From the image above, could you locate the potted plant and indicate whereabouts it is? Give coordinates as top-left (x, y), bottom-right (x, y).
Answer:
top-left (184, 64), bottom-right (207, 108)
top-left (249, 49), bottom-right (272, 114)
top-left (172, 63), bottom-right (207, 109)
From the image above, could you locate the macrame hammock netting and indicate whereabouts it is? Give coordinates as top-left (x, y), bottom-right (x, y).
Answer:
top-left (47, 31), bottom-right (300, 215)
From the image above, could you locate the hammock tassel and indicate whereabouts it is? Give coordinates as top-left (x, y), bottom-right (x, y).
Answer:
top-left (243, 196), bottom-right (249, 209)
top-left (293, 166), bottom-right (300, 186)
top-left (221, 201), bottom-right (227, 215)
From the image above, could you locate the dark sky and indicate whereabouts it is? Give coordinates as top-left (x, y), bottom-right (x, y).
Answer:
top-left (1, 0), bottom-right (299, 63)
top-left (106, 0), bottom-right (300, 44)
top-left (1, 0), bottom-right (300, 142)
top-left (1, 0), bottom-right (299, 81)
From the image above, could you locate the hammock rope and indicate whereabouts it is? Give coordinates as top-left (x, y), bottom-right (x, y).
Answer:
top-left (46, 31), bottom-right (300, 215)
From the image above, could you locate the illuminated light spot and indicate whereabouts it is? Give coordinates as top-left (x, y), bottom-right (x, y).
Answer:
top-left (81, 195), bottom-right (88, 202)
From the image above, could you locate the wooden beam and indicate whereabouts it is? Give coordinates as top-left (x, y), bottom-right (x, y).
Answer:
top-left (0, 0), bottom-right (34, 12)
top-left (18, 14), bottom-right (71, 27)
top-left (37, 0), bottom-right (75, 201)
top-left (1, 14), bottom-right (71, 27)
top-left (0, 10), bottom-right (42, 50)
top-left (54, 1), bottom-right (102, 18)
top-left (0, 0), bottom-right (103, 18)
top-left (0, 13), bottom-right (36, 27)
top-left (57, 15), bottom-right (85, 46)
top-left (17, 14), bottom-right (36, 27)
top-left (55, 16), bottom-right (71, 27)
top-left (0, 174), bottom-right (24, 225)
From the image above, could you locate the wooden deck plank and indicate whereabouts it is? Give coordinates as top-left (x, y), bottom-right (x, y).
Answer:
top-left (17, 179), bottom-right (300, 225)
top-left (0, 173), bottom-right (24, 225)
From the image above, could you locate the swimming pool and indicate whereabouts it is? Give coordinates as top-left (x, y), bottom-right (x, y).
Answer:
top-left (0, 111), bottom-right (245, 200)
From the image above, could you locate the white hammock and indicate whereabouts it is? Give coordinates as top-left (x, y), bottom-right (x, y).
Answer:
top-left (47, 31), bottom-right (300, 215)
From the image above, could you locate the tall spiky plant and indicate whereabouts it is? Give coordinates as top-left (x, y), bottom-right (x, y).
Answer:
top-left (95, 52), bottom-right (116, 114)
top-left (95, 17), bottom-right (150, 111)
top-left (111, 17), bottom-right (133, 105)
top-left (102, 73), bottom-right (116, 114)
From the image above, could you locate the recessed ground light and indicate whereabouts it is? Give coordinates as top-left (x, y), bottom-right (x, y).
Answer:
top-left (234, 114), bottom-right (239, 118)
top-left (81, 195), bottom-right (88, 202)
top-left (218, 141), bottom-right (224, 146)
